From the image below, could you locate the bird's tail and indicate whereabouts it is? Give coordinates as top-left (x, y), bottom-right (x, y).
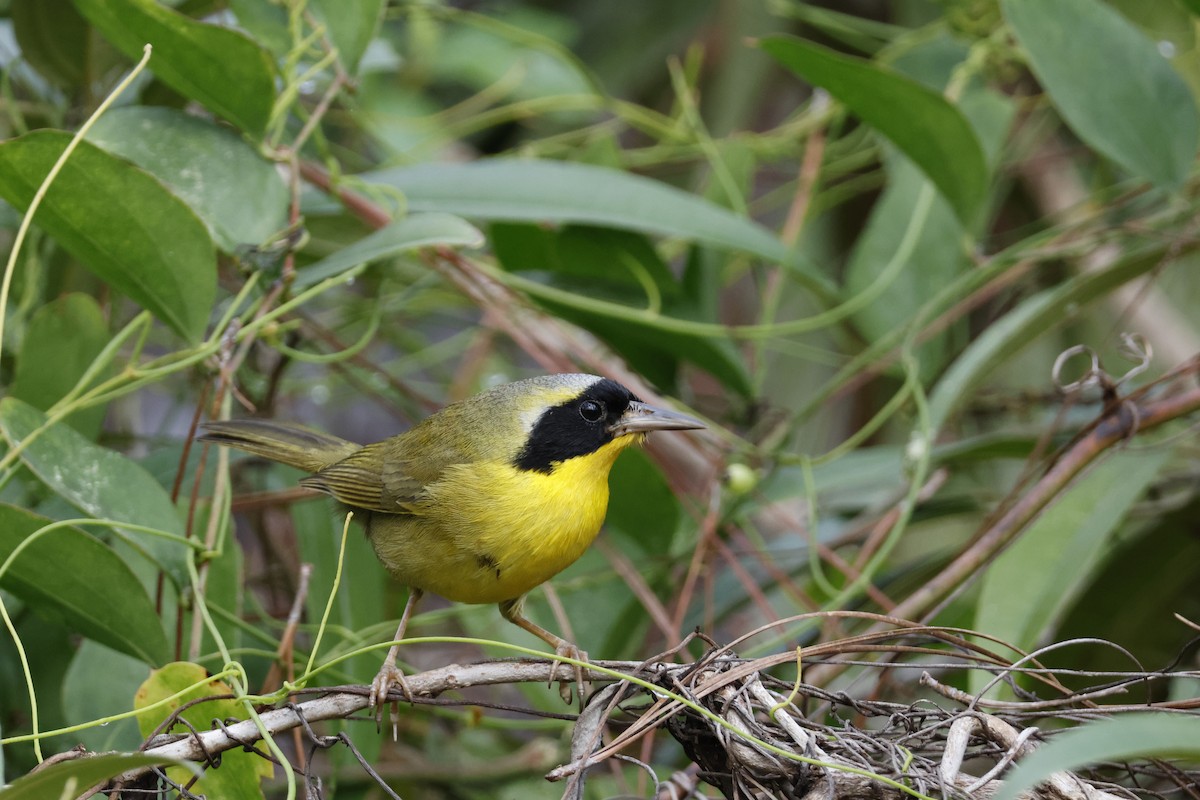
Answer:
top-left (199, 419), bottom-right (361, 474)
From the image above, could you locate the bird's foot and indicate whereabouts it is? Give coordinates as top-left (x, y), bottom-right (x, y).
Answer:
top-left (550, 641), bottom-right (590, 706)
top-left (368, 662), bottom-right (413, 738)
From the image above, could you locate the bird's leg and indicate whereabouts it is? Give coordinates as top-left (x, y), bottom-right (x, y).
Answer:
top-left (498, 597), bottom-right (588, 704)
top-left (369, 587), bottom-right (424, 731)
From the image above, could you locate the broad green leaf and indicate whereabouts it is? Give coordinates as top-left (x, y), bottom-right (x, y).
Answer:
top-left (9, 293), bottom-right (108, 438)
top-left (11, 0), bottom-right (90, 87)
top-left (927, 248), bottom-right (1162, 432)
top-left (87, 107), bottom-right (289, 252)
top-left (311, 0), bottom-right (385, 74)
top-left (972, 448), bottom-right (1169, 694)
top-left (0, 504), bottom-right (168, 665)
top-left (761, 35), bottom-right (988, 223)
top-left (0, 398), bottom-right (187, 584)
top-left (0, 131), bottom-right (215, 341)
top-left (994, 713), bottom-right (1200, 800)
top-left (0, 752), bottom-right (194, 800)
top-left (364, 159), bottom-right (804, 271)
top-left (74, 0), bottom-right (275, 138)
top-left (1002, 0), bottom-right (1199, 189)
top-left (62, 641), bottom-right (152, 752)
top-left (135, 662), bottom-right (271, 797)
top-left (293, 212), bottom-right (485, 288)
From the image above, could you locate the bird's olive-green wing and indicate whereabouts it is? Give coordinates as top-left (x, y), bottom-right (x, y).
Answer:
top-left (299, 422), bottom-right (484, 513)
top-left (300, 441), bottom-right (428, 513)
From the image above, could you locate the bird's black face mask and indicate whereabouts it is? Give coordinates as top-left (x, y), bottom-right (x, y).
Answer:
top-left (513, 379), bottom-right (636, 474)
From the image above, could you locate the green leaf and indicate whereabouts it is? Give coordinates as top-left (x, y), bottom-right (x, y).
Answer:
top-left (10, 0), bottom-right (91, 87)
top-left (74, 0), bottom-right (276, 138)
top-left (0, 752), bottom-right (195, 799)
top-left (293, 212), bottom-right (485, 288)
top-left (0, 131), bottom-right (216, 342)
top-left (311, 0), bottom-right (385, 74)
top-left (364, 159), bottom-right (804, 271)
top-left (135, 662), bottom-right (272, 797)
top-left (0, 398), bottom-right (187, 585)
top-left (87, 107), bottom-right (289, 252)
top-left (973, 448), bottom-right (1169, 694)
top-left (994, 713), bottom-right (1200, 800)
top-left (0, 510), bottom-right (171, 666)
top-left (761, 35), bottom-right (988, 223)
top-left (1002, 0), bottom-right (1199, 189)
top-left (9, 293), bottom-right (108, 438)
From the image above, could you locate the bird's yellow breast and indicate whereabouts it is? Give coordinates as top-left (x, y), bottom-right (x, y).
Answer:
top-left (366, 435), bottom-right (638, 604)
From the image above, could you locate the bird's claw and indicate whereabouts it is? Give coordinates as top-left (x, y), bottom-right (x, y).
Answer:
top-left (550, 642), bottom-right (589, 706)
top-left (368, 663), bottom-right (413, 738)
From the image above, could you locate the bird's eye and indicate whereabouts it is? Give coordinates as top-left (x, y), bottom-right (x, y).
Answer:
top-left (579, 400), bottom-right (604, 422)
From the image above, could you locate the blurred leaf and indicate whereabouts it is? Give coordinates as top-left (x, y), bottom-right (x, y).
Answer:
top-left (1057, 505), bottom-right (1200, 673)
top-left (311, 0), bottom-right (385, 74)
top-left (0, 504), bottom-right (168, 665)
top-left (87, 107), bottom-right (289, 252)
top-left (432, 8), bottom-right (589, 103)
top-left (9, 293), bottom-right (108, 438)
top-left (973, 447), bottom-right (1169, 693)
top-left (227, 0), bottom-right (291, 55)
top-left (607, 449), bottom-right (680, 554)
top-left (491, 222), bottom-right (752, 395)
top-left (365, 160), bottom-right (811, 279)
top-left (294, 212), bottom-right (485, 288)
top-left (62, 641), bottom-right (150, 752)
top-left (0, 752), bottom-right (194, 800)
top-left (135, 662), bottom-right (272, 797)
top-left (927, 248), bottom-right (1162, 432)
top-left (10, 0), bottom-right (89, 87)
top-left (0, 131), bottom-right (216, 341)
top-left (994, 713), bottom-right (1200, 800)
top-left (761, 35), bottom-right (988, 223)
top-left (1002, 0), bottom-right (1199, 189)
top-left (845, 156), bottom-right (963, 378)
top-left (0, 398), bottom-right (187, 585)
top-left (74, 0), bottom-right (276, 138)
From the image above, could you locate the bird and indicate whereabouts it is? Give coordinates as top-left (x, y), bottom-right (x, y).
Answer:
top-left (199, 373), bottom-right (705, 709)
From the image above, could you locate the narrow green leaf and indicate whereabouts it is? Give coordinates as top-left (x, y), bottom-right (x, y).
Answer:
top-left (87, 107), bottom-right (289, 252)
top-left (0, 131), bottom-right (216, 341)
top-left (293, 212), bottom-right (485, 288)
top-left (311, 0), bottom-right (385, 74)
top-left (1002, 0), bottom-right (1199, 188)
top-left (74, 0), bottom-right (275, 137)
top-left (0, 398), bottom-right (187, 585)
top-left (994, 713), bottom-right (1200, 800)
top-left (364, 159), bottom-right (802, 269)
top-left (9, 293), bottom-right (108, 438)
top-left (973, 448), bottom-right (1169, 694)
top-left (761, 35), bottom-right (988, 223)
top-left (0, 505), bottom-right (169, 665)
top-left (0, 752), bottom-right (194, 799)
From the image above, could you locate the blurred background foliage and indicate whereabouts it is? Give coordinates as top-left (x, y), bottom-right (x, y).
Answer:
top-left (0, 0), bottom-right (1198, 796)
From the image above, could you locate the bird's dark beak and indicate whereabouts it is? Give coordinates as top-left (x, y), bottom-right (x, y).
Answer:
top-left (609, 401), bottom-right (705, 437)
